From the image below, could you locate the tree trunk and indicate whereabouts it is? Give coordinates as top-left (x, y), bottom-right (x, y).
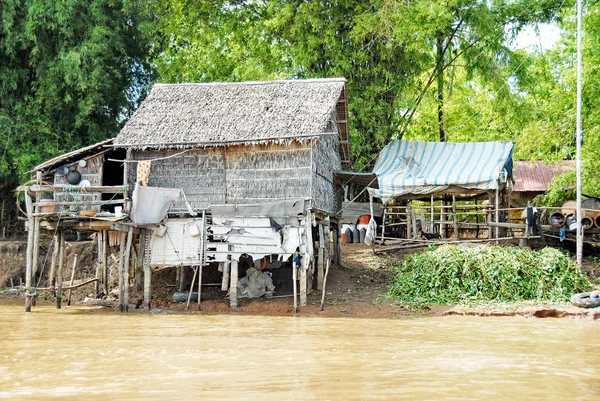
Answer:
top-left (437, 32), bottom-right (446, 142)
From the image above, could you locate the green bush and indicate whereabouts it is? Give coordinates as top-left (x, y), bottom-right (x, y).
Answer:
top-left (387, 245), bottom-right (591, 305)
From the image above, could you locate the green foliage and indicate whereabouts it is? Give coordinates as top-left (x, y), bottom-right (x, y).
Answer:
top-left (387, 245), bottom-right (591, 306)
top-left (0, 0), bottom-right (153, 187)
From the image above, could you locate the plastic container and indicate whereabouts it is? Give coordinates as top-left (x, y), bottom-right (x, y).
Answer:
top-left (344, 228), bottom-right (353, 243)
top-left (357, 214), bottom-right (371, 225)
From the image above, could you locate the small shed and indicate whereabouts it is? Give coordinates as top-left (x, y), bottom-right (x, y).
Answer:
top-left (511, 160), bottom-right (574, 207)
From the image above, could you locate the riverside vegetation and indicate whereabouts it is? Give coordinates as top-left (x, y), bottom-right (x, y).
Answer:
top-left (387, 245), bottom-right (592, 308)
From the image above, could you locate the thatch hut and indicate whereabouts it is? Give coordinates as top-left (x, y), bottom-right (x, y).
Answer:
top-left (18, 78), bottom-right (350, 312)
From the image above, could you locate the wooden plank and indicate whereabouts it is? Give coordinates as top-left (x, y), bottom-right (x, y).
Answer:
top-left (206, 251), bottom-right (293, 263)
top-left (19, 185), bottom-right (129, 193)
top-left (209, 226), bottom-right (275, 236)
top-left (212, 217), bottom-right (272, 228)
top-left (33, 199), bottom-right (126, 207)
top-left (213, 234), bottom-right (282, 247)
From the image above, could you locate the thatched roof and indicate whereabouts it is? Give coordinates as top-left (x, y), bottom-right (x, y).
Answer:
top-left (114, 78), bottom-right (350, 165)
top-left (32, 138), bottom-right (113, 173)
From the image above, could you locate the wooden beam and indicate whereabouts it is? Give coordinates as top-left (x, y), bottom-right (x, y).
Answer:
top-left (18, 185), bottom-right (129, 194)
top-left (122, 227), bottom-right (133, 312)
top-left (118, 231), bottom-right (126, 312)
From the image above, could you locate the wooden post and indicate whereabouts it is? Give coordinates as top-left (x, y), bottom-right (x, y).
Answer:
top-left (320, 258), bottom-right (331, 311)
top-left (230, 260), bottom-right (238, 308)
top-left (122, 227), bottom-right (133, 312)
top-left (495, 187), bottom-right (500, 240)
top-left (305, 208), bottom-right (314, 292)
top-left (67, 254), bottom-right (78, 306)
top-left (411, 206), bottom-right (418, 238)
top-left (31, 171), bottom-right (42, 281)
top-left (56, 230), bottom-right (65, 309)
top-left (24, 192), bottom-right (34, 312)
top-left (369, 193), bottom-right (375, 253)
top-left (95, 233), bottom-right (101, 295)
top-left (292, 257), bottom-right (298, 313)
top-left (185, 266), bottom-right (199, 311)
top-left (221, 261), bottom-right (230, 291)
top-left (380, 206), bottom-right (387, 244)
top-left (198, 210), bottom-right (206, 311)
top-left (406, 204), bottom-right (412, 239)
top-left (452, 195), bottom-right (459, 240)
top-left (49, 234), bottom-right (59, 297)
top-left (136, 229), bottom-right (146, 292)
top-left (102, 230), bottom-right (108, 295)
top-left (143, 254), bottom-right (152, 312)
top-left (118, 231), bottom-right (126, 312)
top-left (317, 223), bottom-right (325, 290)
top-left (430, 195), bottom-right (435, 232)
top-left (300, 260), bottom-right (307, 307)
top-left (441, 197), bottom-right (447, 239)
top-left (175, 265), bottom-right (181, 291)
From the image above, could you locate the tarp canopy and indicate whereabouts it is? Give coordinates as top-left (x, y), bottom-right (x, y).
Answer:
top-left (369, 140), bottom-right (514, 201)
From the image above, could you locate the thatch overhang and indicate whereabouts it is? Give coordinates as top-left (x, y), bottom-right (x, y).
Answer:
top-left (30, 138), bottom-right (113, 174)
top-left (113, 78), bottom-right (351, 167)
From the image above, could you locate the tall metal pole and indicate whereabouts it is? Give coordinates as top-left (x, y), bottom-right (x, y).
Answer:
top-left (576, 0), bottom-right (583, 269)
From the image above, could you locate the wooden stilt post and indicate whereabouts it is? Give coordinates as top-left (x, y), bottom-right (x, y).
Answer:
top-left (56, 230), bottom-right (65, 309)
top-left (369, 193), bottom-right (375, 253)
top-left (185, 266), bottom-right (198, 311)
top-left (102, 230), bottom-right (108, 295)
top-left (135, 229), bottom-right (146, 292)
top-left (495, 187), bottom-right (500, 240)
top-left (143, 241), bottom-right (152, 312)
top-left (118, 231), bottom-right (126, 312)
top-left (49, 234), bottom-right (59, 297)
top-left (122, 227), bottom-right (133, 312)
top-left (305, 208), bottom-right (314, 293)
top-left (430, 194), bottom-right (435, 232)
top-left (292, 256), bottom-right (298, 313)
top-left (380, 206), bottom-right (387, 244)
top-left (197, 210), bottom-right (206, 311)
top-left (300, 262), bottom-right (307, 307)
top-left (452, 195), bottom-right (459, 240)
top-left (67, 254), bottom-right (78, 306)
top-left (230, 260), bottom-right (238, 308)
top-left (221, 261), bottom-right (230, 291)
top-left (320, 258), bottom-right (331, 311)
top-left (317, 223), bottom-right (325, 290)
top-left (24, 190), bottom-right (35, 311)
top-left (95, 233), bottom-right (101, 295)
top-left (441, 197), bottom-right (447, 239)
top-left (31, 172), bottom-right (42, 284)
top-left (406, 204), bottom-right (412, 239)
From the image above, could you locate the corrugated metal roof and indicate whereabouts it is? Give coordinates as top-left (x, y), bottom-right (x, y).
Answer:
top-left (512, 160), bottom-right (574, 192)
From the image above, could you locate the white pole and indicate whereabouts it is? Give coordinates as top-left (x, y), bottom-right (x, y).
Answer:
top-left (576, 0), bottom-right (583, 269)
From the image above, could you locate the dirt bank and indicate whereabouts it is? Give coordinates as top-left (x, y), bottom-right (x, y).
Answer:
top-left (2, 241), bottom-right (600, 319)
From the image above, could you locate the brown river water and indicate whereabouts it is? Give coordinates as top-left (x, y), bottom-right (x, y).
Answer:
top-left (1, 301), bottom-right (599, 400)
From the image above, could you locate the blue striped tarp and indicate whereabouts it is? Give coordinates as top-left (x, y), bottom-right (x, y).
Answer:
top-left (369, 140), bottom-right (514, 200)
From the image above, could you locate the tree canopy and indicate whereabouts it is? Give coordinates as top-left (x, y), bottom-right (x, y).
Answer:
top-left (1, 0), bottom-right (598, 204)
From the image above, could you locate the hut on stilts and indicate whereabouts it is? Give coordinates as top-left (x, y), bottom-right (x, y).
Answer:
top-left (18, 78), bottom-right (351, 312)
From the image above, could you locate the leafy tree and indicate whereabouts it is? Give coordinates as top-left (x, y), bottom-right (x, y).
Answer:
top-left (0, 0), bottom-right (154, 188)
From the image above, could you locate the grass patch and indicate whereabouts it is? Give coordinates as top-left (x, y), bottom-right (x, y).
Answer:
top-left (387, 245), bottom-right (591, 306)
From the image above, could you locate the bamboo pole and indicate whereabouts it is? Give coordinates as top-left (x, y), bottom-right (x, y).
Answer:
top-left (67, 254), bottom-right (78, 306)
top-left (430, 194), bottom-right (435, 233)
top-left (56, 230), bottom-right (65, 309)
top-left (38, 278), bottom-right (98, 292)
